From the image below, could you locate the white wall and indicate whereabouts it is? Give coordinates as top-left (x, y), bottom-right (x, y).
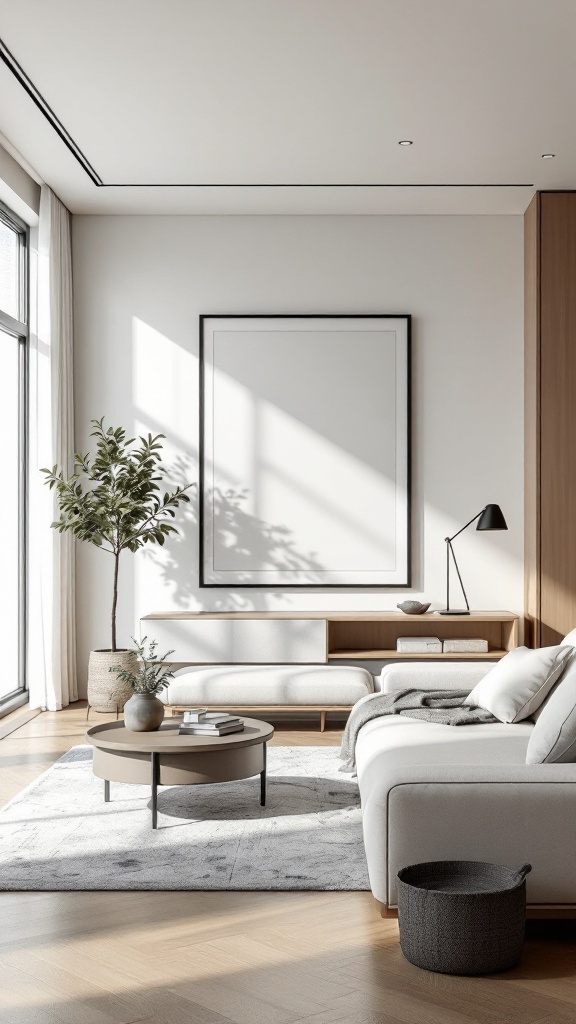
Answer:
top-left (73, 215), bottom-right (523, 692)
top-left (0, 140), bottom-right (40, 223)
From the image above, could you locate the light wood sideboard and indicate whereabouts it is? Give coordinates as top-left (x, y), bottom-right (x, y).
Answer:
top-left (141, 611), bottom-right (519, 665)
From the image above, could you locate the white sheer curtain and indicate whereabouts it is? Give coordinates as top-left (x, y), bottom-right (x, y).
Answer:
top-left (28, 186), bottom-right (77, 710)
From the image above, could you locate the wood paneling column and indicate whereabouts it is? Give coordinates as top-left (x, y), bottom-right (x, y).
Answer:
top-left (524, 194), bottom-right (540, 646)
top-left (525, 191), bottom-right (576, 646)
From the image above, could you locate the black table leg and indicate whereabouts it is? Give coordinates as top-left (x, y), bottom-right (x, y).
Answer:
top-left (260, 742), bottom-right (267, 806)
top-left (104, 779), bottom-right (110, 803)
top-left (151, 752), bottom-right (159, 829)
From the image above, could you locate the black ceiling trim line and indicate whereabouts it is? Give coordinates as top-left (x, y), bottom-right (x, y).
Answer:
top-left (102, 182), bottom-right (535, 188)
top-left (0, 36), bottom-right (102, 186)
top-left (0, 37), bottom-right (535, 191)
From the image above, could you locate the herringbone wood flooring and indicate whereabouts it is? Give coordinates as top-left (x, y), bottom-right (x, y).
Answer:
top-left (0, 703), bottom-right (575, 1024)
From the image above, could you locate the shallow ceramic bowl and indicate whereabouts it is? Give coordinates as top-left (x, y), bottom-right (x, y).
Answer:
top-left (397, 601), bottom-right (431, 615)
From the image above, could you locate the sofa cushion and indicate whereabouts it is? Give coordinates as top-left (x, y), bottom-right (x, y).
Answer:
top-left (464, 645), bottom-right (572, 723)
top-left (354, 714), bottom-right (574, 908)
top-left (531, 654), bottom-right (576, 723)
top-left (356, 715), bottom-right (534, 787)
top-left (530, 633), bottom-right (576, 721)
top-left (562, 628), bottom-right (576, 647)
top-left (161, 664), bottom-right (374, 707)
top-left (379, 662), bottom-right (493, 694)
top-left (527, 657), bottom-right (576, 763)
top-left (356, 715), bottom-right (534, 906)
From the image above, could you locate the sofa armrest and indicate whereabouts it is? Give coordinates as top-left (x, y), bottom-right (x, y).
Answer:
top-left (361, 762), bottom-right (576, 907)
top-left (378, 661), bottom-right (494, 694)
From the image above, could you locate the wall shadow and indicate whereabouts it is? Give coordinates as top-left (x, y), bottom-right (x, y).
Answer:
top-left (149, 455), bottom-right (323, 610)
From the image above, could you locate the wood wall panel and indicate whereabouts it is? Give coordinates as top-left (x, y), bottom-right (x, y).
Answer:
top-left (524, 194), bottom-right (540, 647)
top-left (539, 194), bottom-right (576, 644)
top-left (525, 192), bottom-right (576, 646)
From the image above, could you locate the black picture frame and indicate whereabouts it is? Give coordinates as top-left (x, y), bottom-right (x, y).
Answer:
top-left (199, 313), bottom-right (411, 588)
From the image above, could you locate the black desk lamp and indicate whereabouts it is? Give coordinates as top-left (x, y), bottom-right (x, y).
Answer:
top-left (440, 504), bottom-right (508, 615)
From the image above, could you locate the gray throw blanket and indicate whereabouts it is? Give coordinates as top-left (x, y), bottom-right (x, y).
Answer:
top-left (339, 688), bottom-right (497, 773)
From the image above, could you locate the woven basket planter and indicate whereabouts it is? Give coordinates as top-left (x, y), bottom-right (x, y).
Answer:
top-left (397, 860), bottom-right (532, 975)
top-left (87, 650), bottom-right (137, 713)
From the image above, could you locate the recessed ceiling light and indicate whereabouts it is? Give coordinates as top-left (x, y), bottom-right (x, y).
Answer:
top-left (542, 153), bottom-right (556, 159)
top-left (399, 140), bottom-right (413, 146)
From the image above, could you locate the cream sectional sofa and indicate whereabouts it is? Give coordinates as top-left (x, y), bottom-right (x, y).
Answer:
top-left (357, 656), bottom-right (576, 916)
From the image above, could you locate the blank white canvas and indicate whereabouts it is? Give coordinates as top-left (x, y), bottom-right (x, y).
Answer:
top-left (201, 316), bottom-right (409, 585)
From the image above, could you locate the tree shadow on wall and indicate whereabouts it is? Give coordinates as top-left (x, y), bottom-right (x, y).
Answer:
top-left (149, 455), bottom-right (324, 610)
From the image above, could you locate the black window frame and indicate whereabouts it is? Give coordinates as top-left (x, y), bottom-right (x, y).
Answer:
top-left (0, 199), bottom-right (28, 713)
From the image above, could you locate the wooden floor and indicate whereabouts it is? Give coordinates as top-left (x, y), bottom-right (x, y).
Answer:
top-left (1, 704), bottom-right (575, 1024)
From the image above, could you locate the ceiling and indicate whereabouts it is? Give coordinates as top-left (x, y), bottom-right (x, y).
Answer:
top-left (0, 0), bottom-right (574, 215)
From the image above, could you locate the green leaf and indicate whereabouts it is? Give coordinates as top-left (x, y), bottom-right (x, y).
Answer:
top-left (42, 416), bottom-right (192, 648)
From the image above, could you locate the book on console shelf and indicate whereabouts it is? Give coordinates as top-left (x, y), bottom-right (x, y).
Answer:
top-left (396, 636), bottom-right (442, 653)
top-left (442, 638), bottom-right (489, 653)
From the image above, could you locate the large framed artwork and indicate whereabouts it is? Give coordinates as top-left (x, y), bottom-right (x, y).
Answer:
top-left (199, 314), bottom-right (411, 587)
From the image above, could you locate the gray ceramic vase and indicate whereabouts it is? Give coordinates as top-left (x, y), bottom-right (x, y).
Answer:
top-left (124, 692), bottom-right (165, 732)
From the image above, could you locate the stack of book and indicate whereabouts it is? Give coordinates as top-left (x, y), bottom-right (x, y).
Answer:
top-left (396, 636), bottom-right (442, 653)
top-left (443, 638), bottom-right (489, 654)
top-left (179, 709), bottom-right (244, 736)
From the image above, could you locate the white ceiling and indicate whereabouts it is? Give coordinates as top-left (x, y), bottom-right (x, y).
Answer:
top-left (0, 0), bottom-right (574, 214)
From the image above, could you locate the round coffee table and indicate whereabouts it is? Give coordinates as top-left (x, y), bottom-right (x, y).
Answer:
top-left (86, 718), bottom-right (274, 829)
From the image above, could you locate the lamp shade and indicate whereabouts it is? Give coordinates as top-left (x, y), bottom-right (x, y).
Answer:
top-left (476, 503), bottom-right (507, 531)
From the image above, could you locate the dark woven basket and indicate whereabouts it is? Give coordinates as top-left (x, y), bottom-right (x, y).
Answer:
top-left (397, 860), bottom-right (532, 975)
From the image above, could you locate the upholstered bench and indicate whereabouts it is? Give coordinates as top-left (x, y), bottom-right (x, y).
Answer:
top-left (160, 664), bottom-right (374, 731)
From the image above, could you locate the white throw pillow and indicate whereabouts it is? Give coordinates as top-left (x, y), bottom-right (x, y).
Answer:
top-left (562, 628), bottom-right (576, 648)
top-left (464, 645), bottom-right (572, 724)
top-left (526, 657), bottom-right (576, 763)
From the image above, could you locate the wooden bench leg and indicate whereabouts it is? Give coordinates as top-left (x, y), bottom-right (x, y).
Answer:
top-left (320, 710), bottom-right (326, 733)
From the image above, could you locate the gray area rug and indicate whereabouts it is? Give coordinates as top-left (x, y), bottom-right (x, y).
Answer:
top-left (0, 746), bottom-right (369, 891)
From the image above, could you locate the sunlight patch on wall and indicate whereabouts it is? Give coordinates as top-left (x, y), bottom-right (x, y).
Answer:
top-left (131, 316), bottom-right (198, 617)
top-left (131, 316), bottom-right (196, 458)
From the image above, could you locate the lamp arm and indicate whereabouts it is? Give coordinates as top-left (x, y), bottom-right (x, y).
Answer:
top-left (447, 539), bottom-right (470, 611)
top-left (446, 508), bottom-right (485, 544)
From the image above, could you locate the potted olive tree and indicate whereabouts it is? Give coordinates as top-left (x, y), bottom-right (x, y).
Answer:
top-left (43, 419), bottom-right (190, 712)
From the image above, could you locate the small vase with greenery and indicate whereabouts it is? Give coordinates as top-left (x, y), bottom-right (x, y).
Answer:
top-left (111, 637), bottom-right (175, 731)
top-left (43, 418), bottom-right (190, 712)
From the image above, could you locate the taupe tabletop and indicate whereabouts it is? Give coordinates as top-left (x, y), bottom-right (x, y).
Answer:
top-left (86, 718), bottom-right (274, 753)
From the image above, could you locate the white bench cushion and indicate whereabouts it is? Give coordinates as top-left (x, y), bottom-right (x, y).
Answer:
top-left (161, 664), bottom-right (374, 707)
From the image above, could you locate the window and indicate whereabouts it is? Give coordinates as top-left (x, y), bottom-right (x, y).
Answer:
top-left (0, 203), bottom-right (27, 709)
